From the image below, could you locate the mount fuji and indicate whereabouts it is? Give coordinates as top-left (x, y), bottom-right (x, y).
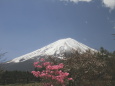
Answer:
top-left (4, 38), bottom-right (96, 71)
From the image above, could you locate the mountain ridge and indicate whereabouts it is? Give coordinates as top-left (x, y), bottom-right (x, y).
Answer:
top-left (4, 38), bottom-right (97, 71)
top-left (7, 38), bottom-right (96, 63)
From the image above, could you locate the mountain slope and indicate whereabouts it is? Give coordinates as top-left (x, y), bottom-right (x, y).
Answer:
top-left (4, 38), bottom-right (96, 71)
top-left (7, 38), bottom-right (96, 63)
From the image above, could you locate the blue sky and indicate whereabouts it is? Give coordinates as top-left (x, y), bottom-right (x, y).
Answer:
top-left (0, 0), bottom-right (115, 61)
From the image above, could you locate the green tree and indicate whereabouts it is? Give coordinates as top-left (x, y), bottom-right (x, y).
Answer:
top-left (62, 50), bottom-right (107, 86)
top-left (0, 52), bottom-right (6, 71)
top-left (0, 52), bottom-right (6, 84)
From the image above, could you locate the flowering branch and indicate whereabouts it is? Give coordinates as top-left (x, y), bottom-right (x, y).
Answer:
top-left (31, 58), bottom-right (73, 86)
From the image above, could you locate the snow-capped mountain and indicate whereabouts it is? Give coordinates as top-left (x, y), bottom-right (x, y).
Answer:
top-left (7, 38), bottom-right (96, 63)
top-left (4, 38), bottom-right (96, 71)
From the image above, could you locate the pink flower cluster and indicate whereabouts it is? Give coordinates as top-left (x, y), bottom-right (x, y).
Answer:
top-left (31, 58), bottom-right (73, 86)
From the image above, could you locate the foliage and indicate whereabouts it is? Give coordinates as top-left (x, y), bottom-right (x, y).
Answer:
top-left (62, 48), bottom-right (115, 86)
top-left (0, 52), bottom-right (6, 82)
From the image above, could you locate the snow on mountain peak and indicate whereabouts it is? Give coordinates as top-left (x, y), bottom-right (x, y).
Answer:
top-left (7, 38), bottom-right (96, 63)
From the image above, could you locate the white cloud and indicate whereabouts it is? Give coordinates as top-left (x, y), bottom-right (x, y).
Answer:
top-left (60, 0), bottom-right (92, 3)
top-left (102, 0), bottom-right (115, 10)
top-left (79, 0), bottom-right (92, 2)
top-left (70, 0), bottom-right (92, 3)
top-left (59, 0), bottom-right (115, 10)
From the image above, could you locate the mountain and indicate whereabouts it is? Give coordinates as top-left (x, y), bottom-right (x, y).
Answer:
top-left (4, 38), bottom-right (96, 71)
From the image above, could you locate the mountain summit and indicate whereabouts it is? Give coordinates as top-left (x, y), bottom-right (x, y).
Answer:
top-left (5, 38), bottom-right (96, 71)
top-left (7, 38), bottom-right (95, 63)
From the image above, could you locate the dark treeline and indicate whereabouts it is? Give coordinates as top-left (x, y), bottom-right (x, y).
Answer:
top-left (0, 71), bottom-right (40, 85)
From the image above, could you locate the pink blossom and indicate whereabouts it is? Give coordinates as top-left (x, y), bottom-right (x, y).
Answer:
top-left (51, 75), bottom-right (56, 80)
top-left (59, 63), bottom-right (64, 68)
top-left (68, 78), bottom-right (73, 80)
top-left (36, 65), bottom-right (42, 68)
top-left (50, 71), bottom-right (54, 74)
top-left (46, 65), bottom-right (52, 70)
top-left (40, 58), bottom-right (45, 61)
top-left (31, 71), bottom-right (40, 77)
top-left (40, 73), bottom-right (46, 77)
top-left (43, 62), bottom-right (51, 66)
top-left (32, 58), bottom-right (73, 86)
top-left (64, 72), bottom-right (69, 76)
top-left (33, 62), bottom-right (39, 67)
